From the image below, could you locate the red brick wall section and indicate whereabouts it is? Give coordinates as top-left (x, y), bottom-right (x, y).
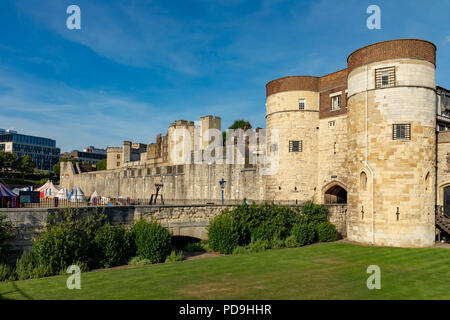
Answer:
top-left (347, 39), bottom-right (436, 73)
top-left (319, 69), bottom-right (348, 119)
top-left (266, 76), bottom-right (319, 97)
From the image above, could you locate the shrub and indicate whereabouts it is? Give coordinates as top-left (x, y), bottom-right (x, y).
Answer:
top-left (0, 263), bottom-right (13, 282)
top-left (207, 213), bottom-right (246, 254)
top-left (246, 239), bottom-right (270, 253)
top-left (229, 202), bottom-right (301, 242)
top-left (165, 250), bottom-right (184, 263)
top-left (0, 214), bottom-right (14, 263)
top-left (270, 237), bottom-right (285, 249)
top-left (92, 224), bottom-right (133, 268)
top-left (300, 201), bottom-right (328, 226)
top-left (316, 222), bottom-right (337, 242)
top-left (128, 256), bottom-right (153, 266)
top-left (33, 226), bottom-right (86, 275)
top-left (47, 207), bottom-right (107, 268)
top-left (14, 251), bottom-right (51, 280)
top-left (291, 223), bottom-right (316, 246)
top-left (184, 242), bottom-right (205, 252)
top-left (284, 235), bottom-right (298, 248)
top-left (232, 246), bottom-right (250, 255)
top-left (131, 219), bottom-right (172, 264)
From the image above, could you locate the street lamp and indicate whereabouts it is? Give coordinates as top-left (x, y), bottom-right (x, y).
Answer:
top-left (219, 178), bottom-right (226, 205)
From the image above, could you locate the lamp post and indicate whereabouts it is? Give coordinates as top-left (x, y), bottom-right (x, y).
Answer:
top-left (219, 178), bottom-right (226, 205)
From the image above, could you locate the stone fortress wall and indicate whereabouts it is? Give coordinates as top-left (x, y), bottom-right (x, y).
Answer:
top-left (61, 39), bottom-right (450, 248)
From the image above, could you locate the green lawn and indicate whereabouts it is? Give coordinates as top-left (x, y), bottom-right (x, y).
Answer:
top-left (0, 242), bottom-right (449, 300)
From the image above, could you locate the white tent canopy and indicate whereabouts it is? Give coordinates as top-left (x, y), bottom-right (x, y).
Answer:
top-left (37, 180), bottom-right (60, 198)
top-left (68, 187), bottom-right (86, 202)
top-left (90, 190), bottom-right (100, 202)
top-left (56, 188), bottom-right (69, 200)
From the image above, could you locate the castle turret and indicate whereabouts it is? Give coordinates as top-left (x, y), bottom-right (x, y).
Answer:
top-left (346, 39), bottom-right (436, 247)
top-left (264, 76), bottom-right (320, 201)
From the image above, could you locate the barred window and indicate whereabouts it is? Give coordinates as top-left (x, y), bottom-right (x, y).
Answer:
top-left (289, 140), bottom-right (302, 152)
top-left (298, 99), bottom-right (305, 110)
top-left (392, 124), bottom-right (411, 140)
top-left (375, 67), bottom-right (395, 88)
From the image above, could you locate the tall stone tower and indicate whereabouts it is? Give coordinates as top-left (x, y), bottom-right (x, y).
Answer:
top-left (265, 76), bottom-right (320, 201)
top-left (346, 39), bottom-right (436, 247)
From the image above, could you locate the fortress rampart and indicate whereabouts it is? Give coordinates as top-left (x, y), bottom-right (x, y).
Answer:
top-left (61, 39), bottom-right (450, 247)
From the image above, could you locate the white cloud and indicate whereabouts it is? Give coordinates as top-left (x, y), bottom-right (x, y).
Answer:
top-left (0, 65), bottom-right (176, 151)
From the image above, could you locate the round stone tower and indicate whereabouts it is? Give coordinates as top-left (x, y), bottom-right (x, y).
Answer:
top-left (346, 39), bottom-right (436, 247)
top-left (264, 76), bottom-right (320, 201)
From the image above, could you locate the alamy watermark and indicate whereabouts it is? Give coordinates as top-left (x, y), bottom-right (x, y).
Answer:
top-left (66, 264), bottom-right (81, 289)
top-left (366, 265), bottom-right (381, 290)
top-left (66, 5), bottom-right (81, 30)
top-left (366, 5), bottom-right (381, 30)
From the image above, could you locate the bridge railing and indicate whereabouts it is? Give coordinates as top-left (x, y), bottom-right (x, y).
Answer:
top-left (4, 198), bottom-right (305, 209)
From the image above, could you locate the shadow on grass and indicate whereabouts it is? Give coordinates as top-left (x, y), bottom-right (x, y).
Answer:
top-left (0, 281), bottom-right (33, 300)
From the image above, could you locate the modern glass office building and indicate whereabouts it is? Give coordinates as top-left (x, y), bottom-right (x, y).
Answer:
top-left (0, 129), bottom-right (60, 171)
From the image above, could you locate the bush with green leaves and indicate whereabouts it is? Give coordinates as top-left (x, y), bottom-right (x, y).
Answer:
top-left (14, 251), bottom-right (52, 280)
top-left (33, 225), bottom-right (86, 275)
top-left (131, 219), bottom-right (172, 263)
top-left (0, 214), bottom-right (14, 263)
top-left (284, 235), bottom-right (298, 248)
top-left (270, 237), bottom-right (285, 249)
top-left (246, 239), bottom-right (270, 253)
top-left (0, 263), bottom-right (14, 281)
top-left (300, 201), bottom-right (328, 226)
top-left (232, 246), bottom-right (250, 255)
top-left (128, 256), bottom-right (153, 266)
top-left (207, 213), bottom-right (246, 254)
top-left (316, 222), bottom-right (337, 242)
top-left (165, 250), bottom-right (184, 263)
top-left (291, 223), bottom-right (316, 246)
top-left (184, 242), bottom-right (205, 252)
top-left (229, 202), bottom-right (301, 242)
top-left (92, 224), bottom-right (133, 268)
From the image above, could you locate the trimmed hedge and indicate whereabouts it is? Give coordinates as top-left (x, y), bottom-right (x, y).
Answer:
top-left (131, 219), bottom-right (172, 263)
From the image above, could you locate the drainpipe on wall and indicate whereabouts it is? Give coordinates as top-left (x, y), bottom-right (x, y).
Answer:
top-left (363, 64), bottom-right (375, 245)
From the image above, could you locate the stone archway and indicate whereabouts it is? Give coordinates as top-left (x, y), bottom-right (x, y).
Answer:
top-left (323, 183), bottom-right (347, 204)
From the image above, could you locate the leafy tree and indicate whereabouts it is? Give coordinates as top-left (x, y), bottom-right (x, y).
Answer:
top-left (18, 156), bottom-right (34, 178)
top-left (0, 152), bottom-right (18, 173)
top-left (0, 214), bottom-right (14, 263)
top-left (228, 120), bottom-right (252, 130)
top-left (96, 159), bottom-right (107, 171)
top-left (222, 120), bottom-right (253, 145)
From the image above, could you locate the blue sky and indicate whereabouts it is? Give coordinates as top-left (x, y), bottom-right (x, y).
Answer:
top-left (0, 0), bottom-right (449, 152)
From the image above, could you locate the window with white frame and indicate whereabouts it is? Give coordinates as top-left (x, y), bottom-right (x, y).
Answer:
top-left (298, 99), bottom-right (305, 110)
top-left (329, 120), bottom-right (336, 128)
top-left (331, 95), bottom-right (341, 111)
